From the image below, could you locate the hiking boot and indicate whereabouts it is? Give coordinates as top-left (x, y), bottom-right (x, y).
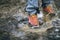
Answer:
top-left (28, 14), bottom-right (39, 28)
top-left (43, 4), bottom-right (54, 13)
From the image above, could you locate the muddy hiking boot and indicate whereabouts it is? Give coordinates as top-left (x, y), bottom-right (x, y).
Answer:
top-left (28, 14), bottom-right (39, 28)
top-left (18, 13), bottom-right (44, 29)
top-left (28, 14), bottom-right (39, 26)
top-left (28, 13), bottom-right (44, 29)
top-left (43, 4), bottom-right (54, 14)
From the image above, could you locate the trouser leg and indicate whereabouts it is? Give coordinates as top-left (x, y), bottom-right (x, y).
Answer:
top-left (25, 0), bottom-right (39, 15)
top-left (42, 0), bottom-right (53, 8)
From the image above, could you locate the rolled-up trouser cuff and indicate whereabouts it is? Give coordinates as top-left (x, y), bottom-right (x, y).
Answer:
top-left (26, 7), bottom-right (40, 15)
top-left (26, 0), bottom-right (39, 15)
top-left (26, 9), bottom-right (37, 15)
top-left (42, 0), bottom-right (53, 8)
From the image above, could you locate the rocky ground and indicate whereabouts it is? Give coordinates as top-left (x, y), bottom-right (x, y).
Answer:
top-left (0, 0), bottom-right (60, 40)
